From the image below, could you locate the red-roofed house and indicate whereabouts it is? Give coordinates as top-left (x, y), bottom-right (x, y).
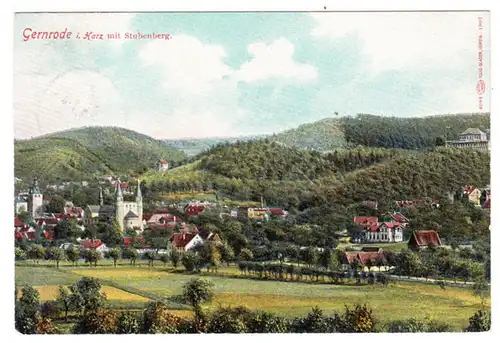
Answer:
top-left (268, 208), bottom-right (288, 218)
top-left (390, 212), bottom-right (410, 227)
top-left (185, 204), bottom-right (206, 218)
top-left (408, 230), bottom-right (442, 250)
top-left (147, 213), bottom-right (182, 225)
top-left (65, 206), bottom-right (84, 219)
top-left (365, 222), bottom-right (403, 243)
top-left (14, 217), bottom-right (26, 229)
top-left (80, 239), bottom-right (108, 252)
top-left (157, 159), bottom-right (169, 171)
top-left (123, 237), bottom-right (150, 249)
top-left (170, 233), bottom-right (203, 252)
top-left (353, 216), bottom-right (379, 227)
top-left (462, 187), bottom-right (482, 205)
top-left (344, 251), bottom-right (385, 268)
top-left (44, 231), bottom-right (54, 240)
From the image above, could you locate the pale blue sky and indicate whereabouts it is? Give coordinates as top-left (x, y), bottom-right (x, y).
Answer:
top-left (14, 12), bottom-right (490, 139)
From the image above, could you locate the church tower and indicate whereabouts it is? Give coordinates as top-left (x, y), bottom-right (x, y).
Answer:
top-left (136, 179), bottom-right (143, 230)
top-left (27, 176), bottom-right (43, 219)
top-left (99, 187), bottom-right (104, 206)
top-left (115, 180), bottom-right (124, 231)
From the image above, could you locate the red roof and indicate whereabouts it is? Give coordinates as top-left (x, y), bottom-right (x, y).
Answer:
top-left (143, 213), bottom-right (153, 221)
top-left (123, 237), bottom-right (149, 248)
top-left (65, 207), bottom-right (83, 218)
top-left (81, 239), bottom-right (104, 249)
top-left (269, 208), bottom-right (286, 216)
top-left (367, 222), bottom-right (401, 232)
top-left (391, 212), bottom-right (409, 223)
top-left (159, 160), bottom-right (168, 164)
top-left (171, 233), bottom-right (197, 248)
top-left (15, 231), bottom-right (24, 240)
top-left (185, 205), bottom-right (205, 216)
top-left (14, 217), bottom-right (25, 228)
top-left (345, 251), bottom-right (384, 266)
top-left (463, 187), bottom-right (478, 196)
top-left (44, 231), bottom-right (53, 240)
top-left (410, 230), bottom-right (442, 247)
top-left (27, 232), bottom-right (35, 240)
top-left (148, 213), bottom-right (182, 224)
top-left (36, 218), bottom-right (60, 226)
top-left (353, 216), bottom-right (378, 227)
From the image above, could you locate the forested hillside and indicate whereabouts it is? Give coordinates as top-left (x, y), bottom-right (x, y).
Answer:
top-left (341, 113), bottom-right (490, 149)
top-left (15, 127), bottom-right (186, 182)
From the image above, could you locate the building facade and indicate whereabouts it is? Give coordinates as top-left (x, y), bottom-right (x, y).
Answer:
top-left (446, 128), bottom-right (489, 151)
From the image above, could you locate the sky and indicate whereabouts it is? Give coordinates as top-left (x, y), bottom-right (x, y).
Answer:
top-left (13, 11), bottom-right (490, 140)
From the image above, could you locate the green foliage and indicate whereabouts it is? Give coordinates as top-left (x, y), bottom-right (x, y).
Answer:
top-left (182, 278), bottom-right (214, 313)
top-left (45, 247), bottom-right (64, 268)
top-left (142, 301), bottom-right (184, 334)
top-left (181, 251), bottom-right (199, 272)
top-left (15, 286), bottom-right (41, 334)
top-left (238, 248), bottom-right (254, 261)
top-left (105, 247), bottom-right (122, 267)
top-left (143, 251), bottom-right (157, 267)
top-left (56, 286), bottom-right (72, 322)
top-left (386, 318), bottom-right (451, 332)
top-left (98, 219), bottom-right (123, 248)
top-left (220, 243), bottom-right (235, 266)
top-left (73, 309), bottom-right (118, 334)
top-left (170, 249), bottom-right (180, 268)
top-left (116, 312), bottom-right (141, 334)
top-left (69, 277), bottom-right (107, 315)
top-left (45, 195), bottom-right (65, 213)
top-left (54, 219), bottom-right (81, 242)
top-left (342, 113), bottom-right (490, 149)
top-left (292, 306), bottom-right (330, 333)
top-left (465, 309), bottom-right (491, 332)
top-left (28, 244), bottom-right (45, 264)
top-left (125, 248), bottom-right (139, 266)
top-left (83, 249), bottom-right (102, 267)
top-left (65, 246), bottom-right (80, 266)
top-left (15, 127), bottom-right (186, 182)
top-left (207, 306), bottom-right (249, 333)
top-left (15, 247), bottom-right (26, 260)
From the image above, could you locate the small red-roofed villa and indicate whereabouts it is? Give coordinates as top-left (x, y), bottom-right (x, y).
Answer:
top-left (408, 230), bottom-right (442, 250)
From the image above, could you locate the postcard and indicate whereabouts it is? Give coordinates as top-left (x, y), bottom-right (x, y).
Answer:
top-left (13, 10), bottom-right (491, 334)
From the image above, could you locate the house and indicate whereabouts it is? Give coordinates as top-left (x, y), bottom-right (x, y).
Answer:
top-left (248, 208), bottom-right (269, 221)
top-left (407, 230), bottom-right (442, 250)
top-left (80, 239), bottom-right (108, 253)
top-left (268, 208), bottom-right (288, 219)
top-left (364, 222), bottom-right (404, 243)
top-left (381, 212), bottom-right (409, 228)
top-left (185, 204), bottom-right (206, 217)
top-left (360, 201), bottom-right (378, 210)
top-left (65, 206), bottom-right (84, 219)
top-left (157, 159), bottom-right (169, 171)
top-left (147, 213), bottom-right (182, 225)
top-left (198, 229), bottom-right (223, 246)
top-left (343, 251), bottom-right (386, 268)
top-left (123, 237), bottom-right (149, 249)
top-left (446, 128), bottom-right (489, 152)
top-left (461, 186), bottom-right (482, 205)
top-left (170, 233), bottom-right (204, 252)
top-left (353, 216), bottom-right (378, 227)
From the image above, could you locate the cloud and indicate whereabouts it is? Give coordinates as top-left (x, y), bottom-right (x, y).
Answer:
top-left (235, 38), bottom-right (317, 83)
top-left (310, 12), bottom-right (481, 73)
top-left (139, 34), bottom-right (233, 94)
top-left (14, 71), bottom-right (121, 138)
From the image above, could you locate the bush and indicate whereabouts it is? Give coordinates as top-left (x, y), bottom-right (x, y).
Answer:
top-left (73, 309), bottom-right (119, 334)
top-left (245, 310), bottom-right (291, 333)
top-left (40, 301), bottom-right (62, 320)
top-left (182, 251), bottom-right (199, 272)
top-left (465, 309), bottom-right (491, 332)
top-left (291, 306), bottom-right (330, 333)
top-left (208, 307), bottom-right (248, 333)
top-left (142, 301), bottom-right (185, 333)
top-left (386, 318), bottom-right (427, 332)
top-left (35, 316), bottom-right (57, 334)
top-left (335, 304), bottom-right (376, 333)
top-left (116, 312), bottom-right (141, 334)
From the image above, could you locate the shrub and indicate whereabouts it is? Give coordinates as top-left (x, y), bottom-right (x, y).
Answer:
top-left (291, 307), bottom-right (330, 333)
top-left (208, 307), bottom-right (248, 333)
top-left (336, 304), bottom-right (376, 333)
top-left (40, 301), bottom-right (62, 320)
top-left (245, 310), bottom-right (291, 333)
top-left (386, 318), bottom-right (428, 332)
top-left (465, 309), bottom-right (491, 332)
top-left (35, 316), bottom-right (57, 334)
top-left (116, 312), bottom-right (141, 334)
top-left (181, 251), bottom-right (199, 272)
top-left (142, 301), bottom-right (185, 333)
top-left (73, 309), bottom-right (119, 334)
top-left (182, 278), bottom-right (214, 314)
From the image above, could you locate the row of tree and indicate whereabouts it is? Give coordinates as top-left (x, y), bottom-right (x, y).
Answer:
top-left (15, 276), bottom-right (490, 334)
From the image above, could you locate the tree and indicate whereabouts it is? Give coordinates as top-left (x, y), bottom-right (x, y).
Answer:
top-left (35, 316), bottom-right (57, 334)
top-left (318, 249), bottom-right (333, 270)
top-left (98, 219), bottom-right (123, 248)
top-left (182, 279), bottom-right (214, 315)
top-left (69, 277), bottom-right (106, 315)
top-left (159, 253), bottom-right (169, 267)
top-left (56, 286), bottom-right (71, 322)
top-left (116, 312), bottom-right (141, 334)
top-left (143, 251), bottom-right (157, 268)
top-left (47, 247), bottom-right (64, 268)
top-left (201, 242), bottom-right (221, 272)
top-left (125, 248), bottom-right (138, 266)
top-left (15, 247), bottom-right (26, 261)
top-left (472, 277), bottom-right (490, 307)
top-left (28, 244), bottom-right (45, 264)
top-left (46, 195), bottom-right (65, 213)
top-left (15, 286), bottom-right (40, 334)
top-left (170, 249), bottom-right (180, 268)
top-left (65, 246), bottom-right (80, 266)
top-left (220, 243), bottom-right (235, 266)
top-left (435, 137), bottom-right (446, 147)
top-left (182, 251), bottom-right (199, 272)
top-left (105, 247), bottom-right (122, 267)
top-left (84, 249), bottom-right (102, 267)
top-left (465, 309), bottom-right (491, 332)
top-left (142, 301), bottom-right (184, 334)
top-left (238, 248), bottom-right (254, 261)
top-left (54, 219), bottom-right (81, 242)
top-left (73, 309), bottom-right (118, 334)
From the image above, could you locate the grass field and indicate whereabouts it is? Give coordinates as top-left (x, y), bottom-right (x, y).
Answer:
top-left (15, 265), bottom-right (488, 331)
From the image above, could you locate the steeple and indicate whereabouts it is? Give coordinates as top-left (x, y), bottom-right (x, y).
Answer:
top-left (29, 176), bottom-right (41, 195)
top-left (136, 179), bottom-right (142, 198)
top-left (99, 187), bottom-right (104, 206)
top-left (115, 179), bottom-right (123, 199)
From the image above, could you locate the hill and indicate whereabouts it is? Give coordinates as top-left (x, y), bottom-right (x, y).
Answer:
top-left (15, 126), bottom-right (186, 182)
top-left (164, 135), bottom-right (265, 157)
